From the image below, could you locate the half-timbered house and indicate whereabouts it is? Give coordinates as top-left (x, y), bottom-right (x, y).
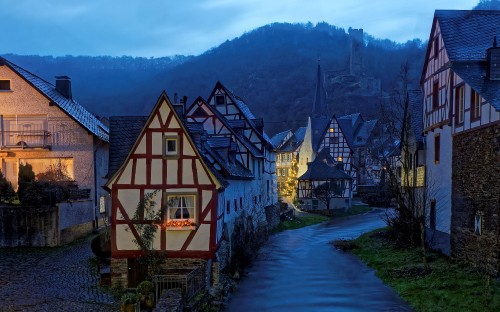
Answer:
top-left (297, 149), bottom-right (352, 210)
top-left (271, 127), bottom-right (306, 200)
top-left (422, 11), bottom-right (500, 265)
top-left (107, 84), bottom-right (277, 288)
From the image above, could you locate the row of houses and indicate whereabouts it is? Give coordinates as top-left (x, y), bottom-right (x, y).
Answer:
top-left (272, 63), bottom-right (387, 210)
top-left (404, 10), bottom-right (500, 272)
top-left (0, 56), bottom-right (279, 288)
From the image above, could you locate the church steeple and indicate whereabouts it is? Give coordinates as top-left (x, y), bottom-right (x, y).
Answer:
top-left (312, 60), bottom-right (327, 118)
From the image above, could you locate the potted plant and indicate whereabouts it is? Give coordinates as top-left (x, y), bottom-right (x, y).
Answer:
top-left (120, 292), bottom-right (139, 312)
top-left (137, 280), bottom-right (155, 310)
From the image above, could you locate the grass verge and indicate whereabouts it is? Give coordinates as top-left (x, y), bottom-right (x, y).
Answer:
top-left (273, 214), bottom-right (330, 233)
top-left (348, 228), bottom-right (500, 312)
top-left (273, 204), bottom-right (372, 233)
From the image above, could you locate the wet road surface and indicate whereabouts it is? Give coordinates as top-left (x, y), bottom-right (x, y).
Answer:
top-left (0, 234), bottom-right (119, 311)
top-left (225, 209), bottom-right (413, 312)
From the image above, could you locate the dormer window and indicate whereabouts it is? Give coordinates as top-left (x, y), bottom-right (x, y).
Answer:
top-left (163, 136), bottom-right (179, 158)
top-left (215, 95), bottom-right (225, 105)
top-left (0, 79), bottom-right (11, 91)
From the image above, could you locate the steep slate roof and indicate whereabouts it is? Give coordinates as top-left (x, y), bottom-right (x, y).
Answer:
top-left (108, 116), bottom-right (148, 178)
top-left (352, 119), bottom-right (378, 148)
top-left (432, 10), bottom-right (500, 111)
top-left (270, 129), bottom-right (291, 149)
top-left (451, 61), bottom-right (500, 111)
top-left (436, 10), bottom-right (500, 61)
top-left (294, 127), bottom-right (307, 142)
top-left (1, 57), bottom-right (109, 142)
top-left (298, 149), bottom-right (352, 181)
top-left (189, 98), bottom-right (263, 157)
top-left (215, 82), bottom-right (273, 146)
top-left (312, 63), bottom-right (328, 118)
top-left (407, 90), bottom-right (424, 141)
top-left (311, 116), bottom-right (331, 150)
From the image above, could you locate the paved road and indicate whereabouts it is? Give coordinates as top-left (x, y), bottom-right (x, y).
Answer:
top-left (225, 209), bottom-right (413, 312)
top-left (0, 234), bottom-right (120, 311)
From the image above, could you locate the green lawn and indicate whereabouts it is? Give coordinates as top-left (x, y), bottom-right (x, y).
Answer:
top-left (273, 214), bottom-right (331, 233)
top-left (273, 203), bottom-right (372, 233)
top-left (349, 229), bottom-right (500, 312)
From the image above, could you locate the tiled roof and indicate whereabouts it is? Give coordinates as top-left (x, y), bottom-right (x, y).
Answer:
top-left (227, 119), bottom-right (245, 129)
top-left (451, 61), bottom-right (500, 111)
top-left (311, 116), bottom-right (331, 150)
top-left (202, 140), bottom-right (253, 180)
top-left (294, 127), bottom-right (307, 142)
top-left (436, 10), bottom-right (500, 61)
top-left (2, 57), bottom-right (109, 142)
top-left (108, 116), bottom-right (148, 178)
top-left (407, 90), bottom-right (425, 140)
top-left (352, 119), bottom-right (378, 148)
top-left (207, 136), bottom-right (231, 149)
top-left (298, 149), bottom-right (352, 181)
top-left (270, 129), bottom-right (291, 149)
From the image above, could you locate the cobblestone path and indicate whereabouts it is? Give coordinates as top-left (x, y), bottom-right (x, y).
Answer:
top-left (0, 234), bottom-right (120, 311)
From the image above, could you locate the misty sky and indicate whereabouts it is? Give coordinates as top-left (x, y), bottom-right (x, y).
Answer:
top-left (1, 0), bottom-right (478, 57)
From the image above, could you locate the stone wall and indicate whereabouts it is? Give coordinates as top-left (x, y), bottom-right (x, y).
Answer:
top-left (0, 205), bottom-right (59, 247)
top-left (110, 258), bottom-right (128, 289)
top-left (265, 204), bottom-right (280, 230)
top-left (451, 124), bottom-right (500, 274)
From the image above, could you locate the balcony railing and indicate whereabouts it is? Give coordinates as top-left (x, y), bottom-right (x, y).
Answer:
top-left (1, 130), bottom-right (51, 150)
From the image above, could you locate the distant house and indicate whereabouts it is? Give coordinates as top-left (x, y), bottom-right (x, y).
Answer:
top-left (272, 127), bottom-right (306, 200)
top-left (0, 57), bottom-right (109, 245)
top-left (421, 10), bottom-right (500, 268)
top-left (106, 83), bottom-right (277, 289)
top-left (297, 149), bottom-right (352, 210)
top-left (401, 90), bottom-right (425, 189)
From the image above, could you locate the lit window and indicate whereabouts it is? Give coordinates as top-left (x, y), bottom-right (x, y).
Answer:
top-left (0, 79), bottom-right (11, 91)
top-left (165, 194), bottom-right (196, 227)
top-left (163, 136), bottom-right (178, 158)
top-left (337, 156), bottom-right (343, 162)
top-left (99, 196), bottom-right (106, 213)
top-left (329, 128), bottom-right (334, 133)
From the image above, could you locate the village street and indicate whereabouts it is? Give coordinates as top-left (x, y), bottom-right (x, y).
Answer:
top-left (0, 234), bottom-right (120, 312)
top-left (226, 208), bottom-right (413, 312)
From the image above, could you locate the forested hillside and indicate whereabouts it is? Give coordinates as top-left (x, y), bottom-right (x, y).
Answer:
top-left (2, 22), bottom-right (426, 135)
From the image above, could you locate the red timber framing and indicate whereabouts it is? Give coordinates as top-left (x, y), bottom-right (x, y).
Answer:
top-left (422, 19), bottom-right (452, 133)
top-left (318, 117), bottom-right (356, 193)
top-left (107, 92), bottom-right (224, 260)
top-left (207, 82), bottom-right (265, 153)
top-left (185, 97), bottom-right (255, 168)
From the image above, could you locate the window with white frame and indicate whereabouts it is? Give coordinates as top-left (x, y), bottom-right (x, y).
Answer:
top-left (165, 194), bottom-right (196, 227)
top-left (163, 136), bottom-right (179, 158)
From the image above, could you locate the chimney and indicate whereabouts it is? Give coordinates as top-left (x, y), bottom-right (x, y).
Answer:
top-left (55, 76), bottom-right (72, 99)
top-left (487, 36), bottom-right (500, 80)
top-left (172, 95), bottom-right (187, 119)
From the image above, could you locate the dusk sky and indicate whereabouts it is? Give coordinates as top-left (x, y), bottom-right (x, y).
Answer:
top-left (1, 0), bottom-right (478, 57)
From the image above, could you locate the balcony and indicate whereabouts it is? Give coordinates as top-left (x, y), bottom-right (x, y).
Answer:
top-left (1, 130), bottom-right (52, 150)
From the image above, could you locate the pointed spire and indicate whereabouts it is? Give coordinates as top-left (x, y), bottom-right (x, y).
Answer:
top-left (312, 59), bottom-right (327, 118)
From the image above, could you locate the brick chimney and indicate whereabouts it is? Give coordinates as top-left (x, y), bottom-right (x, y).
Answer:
top-left (487, 36), bottom-right (500, 80)
top-left (55, 76), bottom-right (72, 99)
